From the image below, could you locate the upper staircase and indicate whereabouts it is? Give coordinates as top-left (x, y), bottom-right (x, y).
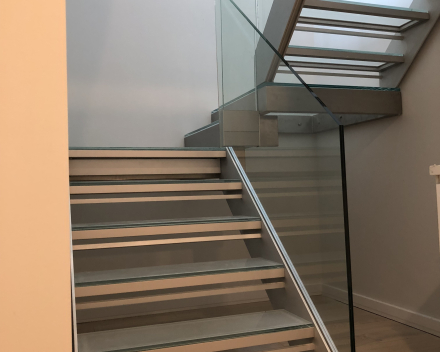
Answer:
top-left (281, 0), bottom-right (440, 87)
top-left (186, 0), bottom-right (440, 149)
top-left (70, 147), bottom-right (333, 352)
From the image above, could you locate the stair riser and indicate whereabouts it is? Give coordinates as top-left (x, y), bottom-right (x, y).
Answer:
top-left (72, 221), bottom-right (262, 240)
top-left (286, 47), bottom-right (404, 64)
top-left (69, 159), bottom-right (220, 176)
top-left (76, 282), bottom-right (285, 310)
top-left (72, 233), bottom-right (262, 251)
top-left (70, 194), bottom-right (242, 204)
top-left (69, 150), bottom-right (226, 158)
top-left (75, 268), bottom-right (285, 297)
top-left (70, 182), bottom-right (242, 194)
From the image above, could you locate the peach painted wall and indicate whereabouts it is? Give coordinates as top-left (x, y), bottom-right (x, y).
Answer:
top-left (0, 1), bottom-right (72, 351)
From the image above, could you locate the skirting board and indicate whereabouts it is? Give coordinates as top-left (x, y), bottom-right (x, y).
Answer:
top-left (322, 284), bottom-right (440, 337)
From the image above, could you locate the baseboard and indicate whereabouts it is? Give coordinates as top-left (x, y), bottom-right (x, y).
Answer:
top-left (322, 284), bottom-right (440, 337)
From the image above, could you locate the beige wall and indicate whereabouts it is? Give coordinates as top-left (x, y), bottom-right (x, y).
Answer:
top-left (0, 1), bottom-right (72, 351)
top-left (343, 19), bottom-right (440, 335)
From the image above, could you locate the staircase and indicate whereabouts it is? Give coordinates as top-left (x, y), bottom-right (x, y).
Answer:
top-left (283, 0), bottom-right (440, 87)
top-left (182, 2), bottom-right (440, 351)
top-left (69, 2), bottom-right (440, 352)
top-left (191, 0), bottom-right (440, 150)
top-left (70, 147), bottom-right (331, 352)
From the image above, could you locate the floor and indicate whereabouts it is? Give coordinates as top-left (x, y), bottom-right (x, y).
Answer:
top-left (313, 295), bottom-right (440, 352)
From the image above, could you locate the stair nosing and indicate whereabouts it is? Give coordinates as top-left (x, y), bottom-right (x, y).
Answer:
top-left (70, 179), bottom-right (241, 187)
top-left (72, 216), bottom-right (261, 232)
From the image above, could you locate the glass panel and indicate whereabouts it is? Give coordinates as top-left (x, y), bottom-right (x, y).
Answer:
top-left (300, 8), bottom-right (410, 27)
top-left (340, 0), bottom-right (413, 7)
top-left (216, 1), bottom-right (354, 351)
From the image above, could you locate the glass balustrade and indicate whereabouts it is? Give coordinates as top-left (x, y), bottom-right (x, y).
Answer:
top-left (216, 1), bottom-right (355, 351)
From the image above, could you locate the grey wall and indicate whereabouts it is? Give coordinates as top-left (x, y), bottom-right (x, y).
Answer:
top-left (67, 0), bottom-right (218, 147)
top-left (342, 19), bottom-right (440, 335)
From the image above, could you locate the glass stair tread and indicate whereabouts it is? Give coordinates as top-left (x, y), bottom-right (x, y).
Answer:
top-left (75, 258), bottom-right (283, 287)
top-left (77, 310), bottom-right (312, 352)
top-left (286, 45), bottom-right (404, 65)
top-left (72, 216), bottom-right (260, 232)
top-left (288, 45), bottom-right (404, 57)
top-left (303, 0), bottom-right (430, 19)
top-left (260, 82), bottom-right (400, 92)
top-left (70, 179), bottom-right (241, 187)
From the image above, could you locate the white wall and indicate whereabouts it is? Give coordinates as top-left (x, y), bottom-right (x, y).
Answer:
top-left (343, 19), bottom-right (440, 336)
top-left (67, 0), bottom-right (218, 147)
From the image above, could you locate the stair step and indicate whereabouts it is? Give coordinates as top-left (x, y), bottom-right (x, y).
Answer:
top-left (74, 258), bottom-right (284, 297)
top-left (72, 233), bottom-right (261, 251)
top-left (285, 44), bottom-right (404, 79)
top-left (298, 0), bottom-right (430, 35)
top-left (286, 46), bottom-right (404, 67)
top-left (304, 0), bottom-right (429, 20)
top-left (69, 147), bottom-right (226, 158)
top-left (69, 158), bottom-right (221, 177)
top-left (70, 179), bottom-right (242, 193)
top-left (76, 281), bottom-right (285, 310)
top-left (70, 193), bottom-right (242, 204)
top-left (295, 25), bottom-right (404, 41)
top-left (70, 179), bottom-right (242, 204)
top-left (72, 216), bottom-right (261, 240)
top-left (77, 310), bottom-right (313, 352)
